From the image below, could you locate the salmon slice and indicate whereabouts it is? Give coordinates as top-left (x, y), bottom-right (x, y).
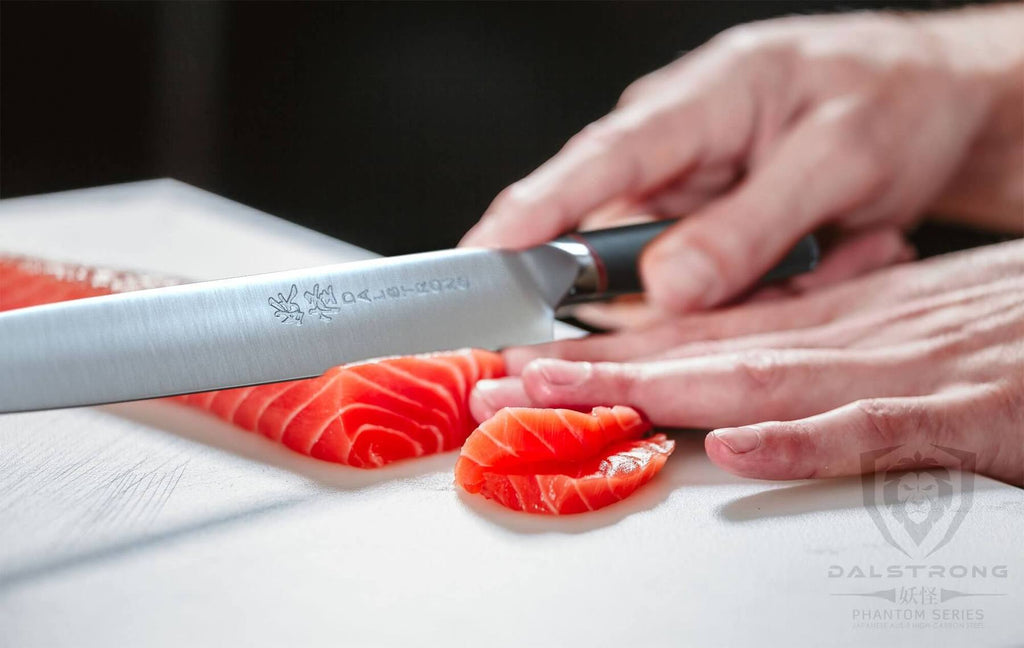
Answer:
top-left (0, 254), bottom-right (505, 468)
top-left (455, 406), bottom-right (674, 514)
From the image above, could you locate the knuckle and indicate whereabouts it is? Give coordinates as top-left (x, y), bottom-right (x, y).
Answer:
top-left (917, 331), bottom-right (971, 363)
top-left (493, 183), bottom-right (531, 212)
top-left (496, 182), bottom-right (567, 225)
top-left (823, 110), bottom-right (889, 198)
top-left (575, 117), bottom-right (635, 154)
top-left (732, 349), bottom-right (788, 394)
top-left (985, 380), bottom-right (1024, 426)
top-left (713, 22), bottom-right (769, 55)
top-left (853, 398), bottom-right (927, 447)
top-left (821, 106), bottom-right (869, 151)
top-left (618, 79), bottom-right (647, 107)
top-left (615, 363), bottom-right (646, 405)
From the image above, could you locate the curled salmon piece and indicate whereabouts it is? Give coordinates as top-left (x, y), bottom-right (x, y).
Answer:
top-left (456, 406), bottom-right (674, 514)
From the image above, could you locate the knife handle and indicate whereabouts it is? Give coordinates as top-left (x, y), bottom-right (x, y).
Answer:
top-left (551, 219), bottom-right (819, 304)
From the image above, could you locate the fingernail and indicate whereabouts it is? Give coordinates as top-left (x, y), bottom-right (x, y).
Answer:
top-left (474, 378), bottom-right (502, 398)
top-left (713, 427), bottom-right (761, 454)
top-left (536, 360), bottom-right (592, 386)
top-left (653, 247), bottom-right (722, 309)
top-left (470, 376), bottom-right (530, 421)
top-left (470, 379), bottom-right (504, 421)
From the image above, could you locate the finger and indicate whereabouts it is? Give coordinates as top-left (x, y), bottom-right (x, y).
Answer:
top-left (744, 228), bottom-right (913, 303)
top-left (748, 228), bottom-right (914, 303)
top-left (646, 272), bottom-right (1024, 362)
top-left (575, 198), bottom-right (654, 231)
top-left (460, 98), bottom-right (711, 249)
top-left (523, 249), bottom-right (1015, 373)
top-left (458, 52), bottom-right (764, 252)
top-left (503, 327), bottom-right (685, 374)
top-left (789, 228), bottom-right (915, 292)
top-left (577, 164), bottom-right (739, 237)
top-left (514, 347), bottom-right (948, 428)
top-left (647, 283), bottom-right (1024, 361)
top-left (826, 239), bottom-right (1024, 313)
top-left (567, 297), bottom-right (667, 332)
top-left (463, 46), bottom-right (755, 249)
top-left (504, 289), bottom-right (844, 372)
top-left (705, 383), bottom-right (1023, 485)
top-left (641, 163), bottom-right (740, 218)
top-left (469, 377), bottom-right (528, 423)
top-left (617, 56), bottom-right (691, 108)
top-left (640, 99), bottom-right (889, 312)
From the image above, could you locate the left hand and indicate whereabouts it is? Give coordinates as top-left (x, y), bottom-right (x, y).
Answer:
top-left (470, 241), bottom-right (1024, 486)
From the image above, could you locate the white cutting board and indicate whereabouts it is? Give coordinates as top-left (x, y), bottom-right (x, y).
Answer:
top-left (0, 180), bottom-right (1020, 648)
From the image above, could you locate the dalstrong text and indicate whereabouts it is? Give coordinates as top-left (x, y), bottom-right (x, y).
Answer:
top-left (268, 276), bottom-right (471, 326)
top-left (828, 564), bottom-right (1008, 579)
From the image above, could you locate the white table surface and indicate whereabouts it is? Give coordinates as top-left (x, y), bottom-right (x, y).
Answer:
top-left (0, 180), bottom-right (1020, 648)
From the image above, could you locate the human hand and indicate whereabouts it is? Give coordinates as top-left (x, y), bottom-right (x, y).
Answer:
top-left (471, 241), bottom-right (1024, 486)
top-left (462, 9), bottom-right (1021, 314)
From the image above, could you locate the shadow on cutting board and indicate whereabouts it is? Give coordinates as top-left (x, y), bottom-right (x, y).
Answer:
top-left (719, 477), bottom-right (866, 523)
top-left (106, 400), bottom-right (460, 490)
top-left (456, 432), bottom-right (740, 534)
top-left (718, 471), bottom-right (1009, 523)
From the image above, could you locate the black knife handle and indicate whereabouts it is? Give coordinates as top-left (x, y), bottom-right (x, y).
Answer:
top-left (552, 219), bottom-right (819, 303)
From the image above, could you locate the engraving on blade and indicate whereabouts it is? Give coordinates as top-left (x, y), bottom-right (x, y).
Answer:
top-left (269, 284), bottom-right (304, 324)
top-left (270, 276), bottom-right (472, 326)
top-left (303, 283), bottom-right (339, 321)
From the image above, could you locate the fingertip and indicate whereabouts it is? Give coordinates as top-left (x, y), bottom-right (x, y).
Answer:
top-left (704, 430), bottom-right (738, 471)
top-left (712, 426), bottom-right (762, 454)
top-left (470, 377), bottom-right (530, 423)
top-left (704, 424), bottom-right (814, 480)
top-left (704, 427), bottom-right (761, 476)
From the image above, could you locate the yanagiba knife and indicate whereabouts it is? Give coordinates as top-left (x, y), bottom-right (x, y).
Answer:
top-left (0, 220), bottom-right (817, 412)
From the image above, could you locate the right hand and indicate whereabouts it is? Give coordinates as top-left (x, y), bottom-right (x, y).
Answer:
top-left (461, 9), bottom-right (1021, 315)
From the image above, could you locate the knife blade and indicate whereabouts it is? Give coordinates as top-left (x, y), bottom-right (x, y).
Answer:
top-left (0, 220), bottom-right (817, 412)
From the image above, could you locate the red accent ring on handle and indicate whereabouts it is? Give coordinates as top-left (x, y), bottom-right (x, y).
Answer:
top-left (566, 232), bottom-right (608, 294)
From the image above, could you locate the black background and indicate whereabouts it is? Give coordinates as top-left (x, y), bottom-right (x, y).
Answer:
top-left (1, 1), bottom-right (1006, 257)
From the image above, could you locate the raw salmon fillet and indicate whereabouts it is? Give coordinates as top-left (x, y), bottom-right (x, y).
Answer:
top-left (0, 254), bottom-right (504, 468)
top-left (455, 406), bottom-right (674, 514)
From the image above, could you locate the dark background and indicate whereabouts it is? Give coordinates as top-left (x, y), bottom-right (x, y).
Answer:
top-left (1, 1), bottom-right (1008, 257)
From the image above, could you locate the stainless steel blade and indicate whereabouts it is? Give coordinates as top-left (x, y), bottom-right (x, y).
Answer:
top-left (0, 246), bottom-right (579, 412)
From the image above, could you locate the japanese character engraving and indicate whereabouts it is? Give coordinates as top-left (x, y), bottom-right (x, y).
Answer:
top-left (304, 283), bottom-right (341, 321)
top-left (269, 284), bottom-right (304, 325)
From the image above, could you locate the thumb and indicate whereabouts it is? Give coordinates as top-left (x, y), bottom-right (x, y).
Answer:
top-left (641, 101), bottom-right (887, 312)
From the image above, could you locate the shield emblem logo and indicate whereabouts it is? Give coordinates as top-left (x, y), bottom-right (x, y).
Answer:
top-left (861, 444), bottom-right (975, 558)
